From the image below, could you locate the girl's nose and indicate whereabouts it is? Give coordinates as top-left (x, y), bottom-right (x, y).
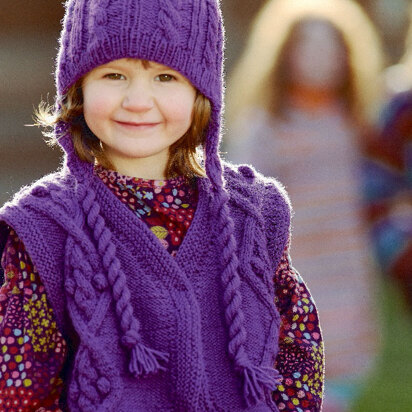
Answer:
top-left (121, 81), bottom-right (154, 112)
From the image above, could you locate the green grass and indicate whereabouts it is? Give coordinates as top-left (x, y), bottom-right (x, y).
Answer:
top-left (351, 278), bottom-right (412, 412)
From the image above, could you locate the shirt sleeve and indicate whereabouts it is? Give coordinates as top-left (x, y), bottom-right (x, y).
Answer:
top-left (272, 241), bottom-right (324, 412)
top-left (0, 228), bottom-right (67, 412)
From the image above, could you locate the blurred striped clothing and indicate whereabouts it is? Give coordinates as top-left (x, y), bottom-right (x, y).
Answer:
top-left (226, 105), bottom-right (378, 383)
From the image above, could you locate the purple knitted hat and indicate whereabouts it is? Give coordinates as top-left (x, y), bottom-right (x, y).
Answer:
top-left (56, 0), bottom-right (224, 182)
top-left (55, 0), bottom-right (279, 406)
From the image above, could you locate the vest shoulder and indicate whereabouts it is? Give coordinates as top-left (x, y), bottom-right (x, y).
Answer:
top-left (223, 161), bottom-right (291, 271)
top-left (223, 161), bottom-right (291, 212)
top-left (1, 170), bottom-right (75, 212)
top-left (0, 169), bottom-right (78, 238)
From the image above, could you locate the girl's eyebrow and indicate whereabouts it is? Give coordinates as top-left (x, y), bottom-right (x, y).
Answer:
top-left (124, 58), bottom-right (152, 66)
top-left (126, 59), bottom-right (178, 72)
top-left (99, 59), bottom-right (172, 71)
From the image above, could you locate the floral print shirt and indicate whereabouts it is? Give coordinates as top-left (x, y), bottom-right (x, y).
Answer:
top-left (0, 166), bottom-right (324, 412)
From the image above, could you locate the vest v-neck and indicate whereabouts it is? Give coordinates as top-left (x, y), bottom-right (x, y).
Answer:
top-left (91, 170), bottom-right (212, 272)
top-left (94, 166), bottom-right (200, 256)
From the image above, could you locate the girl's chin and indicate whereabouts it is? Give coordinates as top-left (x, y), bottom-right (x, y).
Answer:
top-left (104, 150), bottom-right (169, 166)
top-left (109, 151), bottom-right (167, 160)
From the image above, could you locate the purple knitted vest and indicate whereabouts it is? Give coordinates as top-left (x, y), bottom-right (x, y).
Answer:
top-left (0, 164), bottom-right (290, 411)
top-left (0, 0), bottom-right (292, 410)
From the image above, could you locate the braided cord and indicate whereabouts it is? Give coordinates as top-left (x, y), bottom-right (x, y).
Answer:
top-left (80, 184), bottom-right (169, 376)
top-left (207, 144), bottom-right (282, 405)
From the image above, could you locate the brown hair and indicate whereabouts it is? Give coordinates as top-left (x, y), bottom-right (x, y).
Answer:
top-left (36, 77), bottom-right (212, 179)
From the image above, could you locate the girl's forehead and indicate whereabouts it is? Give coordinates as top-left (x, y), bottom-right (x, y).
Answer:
top-left (99, 58), bottom-right (175, 71)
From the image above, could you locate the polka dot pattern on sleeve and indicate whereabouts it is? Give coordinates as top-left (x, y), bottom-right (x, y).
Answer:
top-left (0, 229), bottom-right (66, 412)
top-left (272, 243), bottom-right (324, 412)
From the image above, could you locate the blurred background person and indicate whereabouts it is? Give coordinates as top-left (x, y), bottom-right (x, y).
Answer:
top-left (363, 3), bottom-right (412, 312)
top-left (224, 0), bottom-right (384, 411)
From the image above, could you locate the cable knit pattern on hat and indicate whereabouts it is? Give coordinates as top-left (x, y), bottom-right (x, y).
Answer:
top-left (158, 0), bottom-right (181, 42)
top-left (0, 1), bottom-right (293, 410)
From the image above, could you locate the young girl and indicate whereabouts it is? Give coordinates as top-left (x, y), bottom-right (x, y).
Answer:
top-left (0, 1), bottom-right (323, 411)
top-left (225, 0), bottom-right (382, 410)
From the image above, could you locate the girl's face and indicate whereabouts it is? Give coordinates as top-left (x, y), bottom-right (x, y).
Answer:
top-left (82, 58), bottom-right (196, 178)
top-left (287, 20), bottom-right (348, 91)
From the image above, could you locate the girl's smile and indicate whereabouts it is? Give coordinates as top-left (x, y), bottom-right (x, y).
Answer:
top-left (82, 58), bottom-right (197, 179)
top-left (114, 120), bottom-right (161, 132)
top-left (115, 121), bottom-right (160, 128)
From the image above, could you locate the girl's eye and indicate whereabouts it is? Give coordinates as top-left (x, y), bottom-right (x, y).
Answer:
top-left (156, 74), bottom-right (175, 82)
top-left (104, 73), bottom-right (126, 80)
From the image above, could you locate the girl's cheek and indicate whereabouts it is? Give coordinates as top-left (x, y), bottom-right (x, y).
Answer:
top-left (84, 97), bottom-right (111, 118)
top-left (83, 85), bottom-right (116, 114)
top-left (165, 94), bottom-right (196, 122)
top-left (168, 107), bottom-right (193, 123)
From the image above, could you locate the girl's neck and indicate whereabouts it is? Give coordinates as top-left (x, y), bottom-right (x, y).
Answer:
top-left (99, 148), bottom-right (169, 180)
top-left (287, 84), bottom-right (339, 113)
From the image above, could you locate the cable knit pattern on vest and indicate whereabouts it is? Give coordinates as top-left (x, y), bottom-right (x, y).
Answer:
top-left (80, 184), bottom-right (170, 377)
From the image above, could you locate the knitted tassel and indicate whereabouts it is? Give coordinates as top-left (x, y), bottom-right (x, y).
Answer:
top-left (128, 342), bottom-right (170, 377)
top-left (242, 365), bottom-right (282, 407)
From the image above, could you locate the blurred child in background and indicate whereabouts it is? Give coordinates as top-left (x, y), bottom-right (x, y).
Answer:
top-left (363, 3), bottom-right (412, 312)
top-left (225, 0), bottom-right (384, 410)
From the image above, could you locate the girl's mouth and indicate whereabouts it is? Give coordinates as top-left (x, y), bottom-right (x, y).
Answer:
top-left (114, 121), bottom-right (160, 130)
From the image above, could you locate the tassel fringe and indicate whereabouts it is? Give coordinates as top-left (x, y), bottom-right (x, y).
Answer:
top-left (128, 343), bottom-right (170, 377)
top-left (242, 365), bottom-right (282, 407)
